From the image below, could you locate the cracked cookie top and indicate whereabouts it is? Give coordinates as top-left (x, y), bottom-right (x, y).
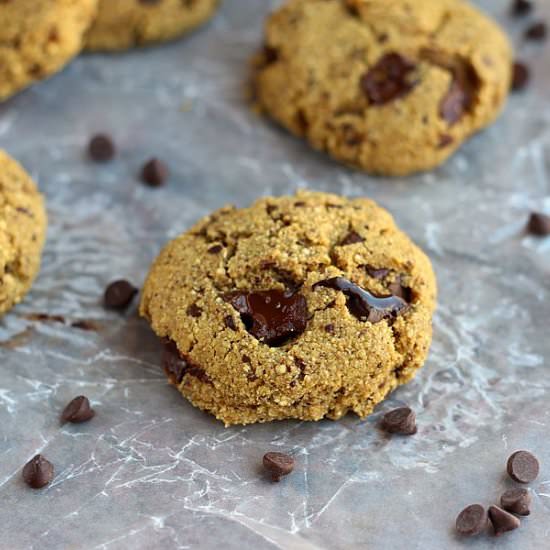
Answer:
top-left (0, 150), bottom-right (47, 317)
top-left (140, 191), bottom-right (437, 425)
top-left (253, 0), bottom-right (512, 176)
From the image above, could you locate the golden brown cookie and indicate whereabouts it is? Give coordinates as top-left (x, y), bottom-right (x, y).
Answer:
top-left (140, 191), bottom-right (437, 426)
top-left (0, 150), bottom-right (47, 317)
top-left (0, 0), bottom-right (98, 101)
top-left (86, 0), bottom-right (220, 51)
top-left (253, 0), bottom-right (512, 176)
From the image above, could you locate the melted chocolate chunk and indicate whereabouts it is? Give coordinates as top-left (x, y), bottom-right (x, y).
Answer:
top-left (360, 53), bottom-right (417, 105)
top-left (162, 341), bottom-right (210, 384)
top-left (365, 266), bottom-right (390, 280)
top-left (439, 64), bottom-right (478, 125)
top-left (339, 231), bottom-right (364, 246)
top-left (388, 276), bottom-right (413, 303)
top-left (313, 277), bottom-right (408, 323)
top-left (226, 290), bottom-right (307, 346)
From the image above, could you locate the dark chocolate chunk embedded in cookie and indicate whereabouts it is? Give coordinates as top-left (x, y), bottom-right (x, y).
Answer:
top-left (313, 277), bottom-right (408, 323)
top-left (360, 53), bottom-right (417, 105)
top-left (226, 289), bottom-right (308, 346)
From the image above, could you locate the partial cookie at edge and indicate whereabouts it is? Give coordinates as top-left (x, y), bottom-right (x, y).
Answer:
top-left (0, 150), bottom-right (47, 316)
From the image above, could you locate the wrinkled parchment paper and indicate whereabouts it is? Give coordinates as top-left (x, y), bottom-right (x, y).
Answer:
top-left (1, 1), bottom-right (549, 548)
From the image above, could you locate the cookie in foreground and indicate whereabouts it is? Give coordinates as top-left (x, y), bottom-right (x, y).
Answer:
top-left (0, 150), bottom-right (47, 317)
top-left (253, 0), bottom-right (512, 176)
top-left (140, 191), bottom-right (437, 425)
top-left (0, 0), bottom-right (98, 101)
top-left (86, 0), bottom-right (220, 52)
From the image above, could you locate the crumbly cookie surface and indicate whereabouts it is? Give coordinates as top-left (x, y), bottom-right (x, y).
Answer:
top-left (254, 0), bottom-right (512, 176)
top-left (86, 0), bottom-right (219, 51)
top-left (0, 150), bottom-right (47, 317)
top-left (140, 191), bottom-right (437, 426)
top-left (0, 0), bottom-right (98, 101)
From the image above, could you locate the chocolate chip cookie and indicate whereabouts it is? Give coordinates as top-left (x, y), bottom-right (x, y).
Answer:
top-left (254, 0), bottom-right (512, 176)
top-left (0, 0), bottom-right (98, 101)
top-left (0, 150), bottom-right (47, 317)
top-left (140, 191), bottom-right (437, 426)
top-left (86, 0), bottom-right (220, 51)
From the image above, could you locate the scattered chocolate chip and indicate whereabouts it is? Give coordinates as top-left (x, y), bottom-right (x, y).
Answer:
top-left (511, 0), bottom-right (533, 17)
top-left (365, 266), bottom-right (390, 280)
top-left (381, 407), bottom-right (417, 435)
top-left (141, 158), bottom-right (169, 187)
top-left (186, 304), bottom-right (202, 318)
top-left (360, 53), bottom-right (417, 105)
top-left (512, 62), bottom-right (530, 91)
top-left (88, 134), bottom-right (115, 162)
top-left (226, 289), bottom-right (307, 346)
top-left (263, 452), bottom-right (295, 482)
top-left (339, 231), bottom-right (364, 245)
top-left (525, 21), bottom-right (547, 41)
top-left (104, 280), bottom-right (138, 309)
top-left (207, 244), bottom-right (223, 254)
top-left (455, 504), bottom-right (487, 537)
top-left (527, 211), bottom-right (550, 236)
top-left (22, 455), bottom-right (54, 489)
top-left (61, 396), bottom-right (95, 424)
top-left (501, 488), bottom-right (531, 516)
top-left (507, 450), bottom-right (539, 483)
top-left (488, 505), bottom-right (520, 536)
top-left (224, 315), bottom-right (237, 330)
top-left (313, 277), bottom-right (408, 323)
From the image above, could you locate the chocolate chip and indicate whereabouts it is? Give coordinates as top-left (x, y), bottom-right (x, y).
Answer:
top-left (186, 304), bottom-right (202, 318)
top-left (70, 319), bottom-right (99, 331)
top-left (207, 244), bottom-right (223, 254)
top-left (22, 455), bottom-right (54, 489)
top-left (440, 80), bottom-right (469, 125)
top-left (88, 134), bottom-right (115, 162)
top-left (226, 289), bottom-right (307, 346)
top-left (104, 280), bottom-right (138, 309)
top-left (527, 211), bottom-right (550, 236)
top-left (224, 315), bottom-right (237, 330)
top-left (488, 505), bottom-right (520, 536)
top-left (438, 133), bottom-right (454, 148)
top-left (161, 340), bottom-right (211, 384)
top-left (61, 395), bottom-right (95, 424)
top-left (507, 450), bottom-right (539, 483)
top-left (501, 488), bottom-right (531, 516)
top-left (365, 266), bottom-right (390, 280)
top-left (339, 231), bottom-right (364, 245)
top-left (381, 407), bottom-right (417, 435)
top-left (512, 62), bottom-right (530, 91)
top-left (511, 0), bottom-right (533, 16)
top-left (313, 277), bottom-right (408, 323)
top-left (525, 21), bottom-right (547, 41)
top-left (142, 158), bottom-right (169, 187)
top-left (263, 45), bottom-right (279, 64)
top-left (162, 341), bottom-right (187, 384)
top-left (324, 323), bottom-right (335, 334)
top-left (262, 452), bottom-right (295, 482)
top-left (360, 53), bottom-right (417, 105)
top-left (455, 504), bottom-right (487, 536)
